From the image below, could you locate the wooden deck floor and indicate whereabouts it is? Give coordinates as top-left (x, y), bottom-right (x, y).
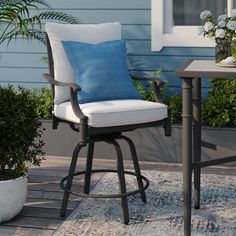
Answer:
top-left (0, 156), bottom-right (236, 236)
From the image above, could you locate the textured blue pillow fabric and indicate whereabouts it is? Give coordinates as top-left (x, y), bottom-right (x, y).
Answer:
top-left (62, 40), bottom-right (141, 104)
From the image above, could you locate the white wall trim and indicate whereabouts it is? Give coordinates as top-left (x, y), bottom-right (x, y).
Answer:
top-left (151, 0), bottom-right (163, 51)
top-left (151, 0), bottom-right (215, 51)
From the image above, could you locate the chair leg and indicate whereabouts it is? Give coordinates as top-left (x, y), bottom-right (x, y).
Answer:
top-left (194, 165), bottom-right (201, 209)
top-left (164, 109), bottom-right (171, 137)
top-left (84, 141), bottom-right (95, 194)
top-left (60, 143), bottom-right (82, 217)
top-left (111, 139), bottom-right (129, 224)
top-left (120, 135), bottom-right (147, 203)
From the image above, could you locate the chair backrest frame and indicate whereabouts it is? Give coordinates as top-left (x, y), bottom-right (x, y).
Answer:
top-left (46, 33), bottom-right (55, 101)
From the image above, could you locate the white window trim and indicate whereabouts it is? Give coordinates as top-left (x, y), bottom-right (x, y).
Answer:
top-left (151, 0), bottom-right (215, 51)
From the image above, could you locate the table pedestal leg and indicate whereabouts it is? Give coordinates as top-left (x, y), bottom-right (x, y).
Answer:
top-left (193, 77), bottom-right (201, 209)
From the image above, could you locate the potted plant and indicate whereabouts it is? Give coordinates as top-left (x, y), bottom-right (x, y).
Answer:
top-left (0, 0), bottom-right (81, 223)
top-left (199, 9), bottom-right (236, 62)
top-left (0, 86), bottom-right (44, 223)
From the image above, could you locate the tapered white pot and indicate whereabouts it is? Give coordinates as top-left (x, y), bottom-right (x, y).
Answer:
top-left (0, 175), bottom-right (28, 223)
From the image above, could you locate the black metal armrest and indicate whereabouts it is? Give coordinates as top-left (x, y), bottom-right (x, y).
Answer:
top-left (43, 73), bottom-right (81, 93)
top-left (43, 73), bottom-right (88, 145)
top-left (130, 74), bottom-right (165, 103)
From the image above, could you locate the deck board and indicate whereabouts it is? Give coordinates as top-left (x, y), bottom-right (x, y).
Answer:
top-left (0, 226), bottom-right (53, 236)
top-left (0, 156), bottom-right (236, 235)
top-left (2, 216), bottom-right (62, 230)
top-left (18, 207), bottom-right (71, 219)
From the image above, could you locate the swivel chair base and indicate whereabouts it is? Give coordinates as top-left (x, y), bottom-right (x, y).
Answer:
top-left (60, 134), bottom-right (149, 224)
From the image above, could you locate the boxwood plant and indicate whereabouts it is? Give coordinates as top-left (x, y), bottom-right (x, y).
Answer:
top-left (202, 78), bottom-right (236, 127)
top-left (0, 86), bottom-right (45, 180)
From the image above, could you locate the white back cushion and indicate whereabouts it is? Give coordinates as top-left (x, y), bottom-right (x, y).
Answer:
top-left (45, 22), bottom-right (122, 104)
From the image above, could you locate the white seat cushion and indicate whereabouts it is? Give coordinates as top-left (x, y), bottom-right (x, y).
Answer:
top-left (54, 100), bottom-right (168, 128)
top-left (45, 22), bottom-right (122, 105)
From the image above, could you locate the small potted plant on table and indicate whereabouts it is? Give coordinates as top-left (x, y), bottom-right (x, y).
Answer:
top-left (199, 9), bottom-right (236, 63)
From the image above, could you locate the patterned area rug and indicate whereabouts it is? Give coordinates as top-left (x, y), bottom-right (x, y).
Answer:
top-left (54, 171), bottom-right (236, 236)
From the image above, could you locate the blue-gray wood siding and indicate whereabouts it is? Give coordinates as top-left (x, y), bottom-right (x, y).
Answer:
top-left (0, 0), bottom-right (214, 95)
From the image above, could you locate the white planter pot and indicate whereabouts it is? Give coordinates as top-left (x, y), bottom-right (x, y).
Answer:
top-left (0, 175), bottom-right (28, 223)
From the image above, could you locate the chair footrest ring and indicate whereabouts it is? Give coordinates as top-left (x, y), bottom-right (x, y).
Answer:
top-left (60, 169), bottom-right (149, 199)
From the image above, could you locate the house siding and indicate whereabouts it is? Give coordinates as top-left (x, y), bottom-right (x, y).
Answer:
top-left (0, 0), bottom-right (214, 94)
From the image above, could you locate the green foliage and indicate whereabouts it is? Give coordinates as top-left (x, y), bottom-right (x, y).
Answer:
top-left (133, 70), bottom-right (168, 102)
top-left (165, 79), bottom-right (236, 127)
top-left (133, 80), bottom-right (155, 102)
top-left (202, 79), bottom-right (236, 127)
top-left (33, 87), bottom-right (53, 119)
top-left (167, 95), bottom-right (182, 124)
top-left (0, 86), bottom-right (45, 179)
top-left (0, 0), bottom-right (81, 45)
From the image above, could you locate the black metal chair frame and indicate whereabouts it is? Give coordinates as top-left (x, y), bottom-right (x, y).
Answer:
top-left (44, 35), bottom-right (171, 224)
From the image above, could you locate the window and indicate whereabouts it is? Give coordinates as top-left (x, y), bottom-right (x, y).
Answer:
top-left (151, 0), bottom-right (235, 51)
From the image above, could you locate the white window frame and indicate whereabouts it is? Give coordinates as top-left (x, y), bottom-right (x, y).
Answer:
top-left (151, 0), bottom-right (214, 51)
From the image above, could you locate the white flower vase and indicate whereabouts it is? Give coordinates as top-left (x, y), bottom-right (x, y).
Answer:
top-left (215, 38), bottom-right (232, 63)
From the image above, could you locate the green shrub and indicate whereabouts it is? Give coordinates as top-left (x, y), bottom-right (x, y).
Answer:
top-left (167, 95), bottom-right (182, 124)
top-left (34, 87), bottom-right (53, 119)
top-left (0, 86), bottom-right (45, 179)
top-left (202, 79), bottom-right (236, 127)
top-left (164, 78), bottom-right (236, 127)
top-left (164, 79), bottom-right (236, 127)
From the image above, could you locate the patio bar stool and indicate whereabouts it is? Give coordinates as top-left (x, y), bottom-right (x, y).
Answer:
top-left (44, 22), bottom-right (171, 224)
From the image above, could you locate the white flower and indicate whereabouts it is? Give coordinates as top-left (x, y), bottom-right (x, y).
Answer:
top-left (200, 10), bottom-right (212, 20)
top-left (200, 8), bottom-right (236, 41)
top-left (218, 14), bottom-right (227, 22)
top-left (226, 21), bottom-right (236, 30)
top-left (204, 22), bottom-right (214, 32)
top-left (198, 26), bottom-right (205, 35)
top-left (232, 9), bottom-right (236, 18)
top-left (217, 21), bottom-right (226, 28)
top-left (215, 29), bottom-right (225, 38)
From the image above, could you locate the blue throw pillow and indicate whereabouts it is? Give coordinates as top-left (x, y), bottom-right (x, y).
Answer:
top-left (62, 40), bottom-right (141, 104)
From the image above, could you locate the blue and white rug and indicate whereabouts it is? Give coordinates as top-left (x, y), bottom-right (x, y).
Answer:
top-left (54, 171), bottom-right (236, 236)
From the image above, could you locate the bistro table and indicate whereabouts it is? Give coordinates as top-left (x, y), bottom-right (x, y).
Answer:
top-left (175, 59), bottom-right (236, 236)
